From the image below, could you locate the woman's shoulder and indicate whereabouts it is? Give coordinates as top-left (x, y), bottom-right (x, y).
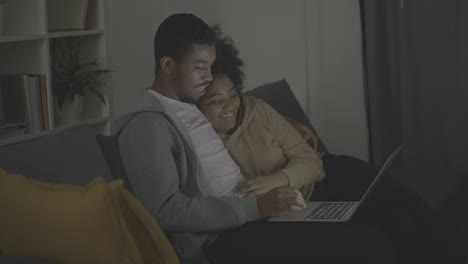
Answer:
top-left (240, 95), bottom-right (261, 105)
top-left (240, 95), bottom-right (281, 130)
top-left (239, 95), bottom-right (267, 122)
top-left (241, 95), bottom-right (279, 117)
top-left (241, 95), bottom-right (272, 112)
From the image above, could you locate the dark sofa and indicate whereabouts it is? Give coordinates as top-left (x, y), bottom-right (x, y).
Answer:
top-left (0, 79), bottom-right (466, 263)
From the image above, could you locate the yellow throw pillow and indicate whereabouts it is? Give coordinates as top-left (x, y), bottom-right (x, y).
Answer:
top-left (109, 181), bottom-right (180, 264)
top-left (0, 169), bottom-right (142, 264)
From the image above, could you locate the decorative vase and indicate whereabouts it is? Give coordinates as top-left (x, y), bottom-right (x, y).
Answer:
top-left (54, 95), bottom-right (83, 125)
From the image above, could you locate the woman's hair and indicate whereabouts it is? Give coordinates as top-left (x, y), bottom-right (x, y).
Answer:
top-left (212, 25), bottom-right (245, 91)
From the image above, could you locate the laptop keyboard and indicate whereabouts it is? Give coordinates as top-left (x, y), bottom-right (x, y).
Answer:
top-left (306, 202), bottom-right (354, 220)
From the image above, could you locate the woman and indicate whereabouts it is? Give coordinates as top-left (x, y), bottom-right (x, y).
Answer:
top-left (199, 31), bottom-right (456, 264)
top-left (198, 37), bottom-right (325, 200)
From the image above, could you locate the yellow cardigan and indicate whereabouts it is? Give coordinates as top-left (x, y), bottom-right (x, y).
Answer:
top-left (221, 96), bottom-right (326, 200)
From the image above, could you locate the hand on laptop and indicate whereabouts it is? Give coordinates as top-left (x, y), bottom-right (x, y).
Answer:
top-left (233, 173), bottom-right (289, 197)
top-left (257, 187), bottom-right (306, 217)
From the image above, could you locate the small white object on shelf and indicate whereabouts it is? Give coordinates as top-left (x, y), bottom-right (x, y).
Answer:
top-left (47, 0), bottom-right (89, 31)
top-left (53, 95), bottom-right (83, 125)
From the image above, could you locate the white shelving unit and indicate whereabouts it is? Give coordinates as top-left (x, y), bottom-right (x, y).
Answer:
top-left (0, 0), bottom-right (111, 145)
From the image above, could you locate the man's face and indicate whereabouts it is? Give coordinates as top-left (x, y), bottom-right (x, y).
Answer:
top-left (174, 44), bottom-right (216, 104)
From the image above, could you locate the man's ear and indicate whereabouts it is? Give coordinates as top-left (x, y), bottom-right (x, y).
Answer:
top-left (160, 56), bottom-right (176, 75)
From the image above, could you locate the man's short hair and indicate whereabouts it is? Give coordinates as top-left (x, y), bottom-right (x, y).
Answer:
top-left (154, 13), bottom-right (216, 75)
top-left (212, 26), bottom-right (245, 91)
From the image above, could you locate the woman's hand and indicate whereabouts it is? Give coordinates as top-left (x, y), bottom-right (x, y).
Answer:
top-left (284, 116), bottom-right (319, 151)
top-left (233, 173), bottom-right (289, 197)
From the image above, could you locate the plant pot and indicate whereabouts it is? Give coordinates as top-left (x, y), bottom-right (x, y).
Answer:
top-left (54, 95), bottom-right (83, 125)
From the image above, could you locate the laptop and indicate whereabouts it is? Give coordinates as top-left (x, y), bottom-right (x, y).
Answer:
top-left (269, 145), bottom-right (403, 223)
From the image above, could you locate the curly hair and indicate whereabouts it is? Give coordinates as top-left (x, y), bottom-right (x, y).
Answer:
top-left (211, 26), bottom-right (245, 91)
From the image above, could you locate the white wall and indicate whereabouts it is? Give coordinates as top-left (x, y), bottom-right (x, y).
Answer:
top-left (211, 0), bottom-right (369, 160)
top-left (168, 0), bottom-right (216, 26)
top-left (105, 0), bottom-right (164, 117)
top-left (213, 0), bottom-right (309, 110)
top-left (106, 0), bottom-right (369, 161)
top-left (307, 0), bottom-right (369, 161)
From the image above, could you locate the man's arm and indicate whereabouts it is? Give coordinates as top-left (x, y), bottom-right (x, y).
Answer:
top-left (118, 113), bottom-right (305, 233)
top-left (119, 113), bottom-right (259, 232)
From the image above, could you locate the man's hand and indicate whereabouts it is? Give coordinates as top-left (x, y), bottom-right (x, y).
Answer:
top-left (233, 173), bottom-right (289, 197)
top-left (284, 116), bottom-right (319, 151)
top-left (257, 187), bottom-right (306, 218)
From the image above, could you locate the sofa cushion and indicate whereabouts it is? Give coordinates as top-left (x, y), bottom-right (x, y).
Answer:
top-left (0, 257), bottom-right (57, 263)
top-left (0, 169), bottom-right (179, 264)
top-left (109, 180), bottom-right (179, 264)
top-left (0, 169), bottom-right (141, 263)
top-left (0, 124), bottom-right (113, 185)
top-left (244, 79), bottom-right (328, 153)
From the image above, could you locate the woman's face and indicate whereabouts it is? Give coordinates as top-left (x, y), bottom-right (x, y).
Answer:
top-left (199, 74), bottom-right (240, 134)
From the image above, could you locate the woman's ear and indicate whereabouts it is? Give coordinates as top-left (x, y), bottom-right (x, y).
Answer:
top-left (160, 56), bottom-right (176, 75)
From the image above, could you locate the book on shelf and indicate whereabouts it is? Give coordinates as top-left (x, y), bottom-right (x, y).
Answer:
top-left (0, 122), bottom-right (27, 139)
top-left (0, 84), bottom-right (4, 124)
top-left (47, 0), bottom-right (89, 31)
top-left (0, 74), bottom-right (51, 135)
top-left (0, 75), bottom-right (27, 128)
top-left (39, 75), bottom-right (50, 130)
top-left (84, 0), bottom-right (97, 29)
top-left (24, 75), bottom-right (42, 133)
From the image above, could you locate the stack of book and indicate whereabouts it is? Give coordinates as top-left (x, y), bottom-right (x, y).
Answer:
top-left (0, 74), bottom-right (50, 139)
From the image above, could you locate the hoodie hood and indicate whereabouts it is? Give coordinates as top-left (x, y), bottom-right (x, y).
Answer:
top-left (238, 95), bottom-right (262, 129)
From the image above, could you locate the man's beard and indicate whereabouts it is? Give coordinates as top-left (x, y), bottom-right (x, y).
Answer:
top-left (174, 74), bottom-right (199, 105)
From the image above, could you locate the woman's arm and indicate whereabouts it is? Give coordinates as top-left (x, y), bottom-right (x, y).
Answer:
top-left (262, 101), bottom-right (325, 188)
top-left (234, 100), bottom-right (325, 197)
top-left (283, 116), bottom-right (319, 151)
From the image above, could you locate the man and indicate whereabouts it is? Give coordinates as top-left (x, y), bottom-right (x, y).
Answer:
top-left (117, 13), bottom-right (395, 263)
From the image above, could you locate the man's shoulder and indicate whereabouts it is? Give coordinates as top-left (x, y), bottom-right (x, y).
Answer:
top-left (114, 110), bottom-right (172, 133)
top-left (112, 88), bottom-right (170, 130)
top-left (131, 87), bottom-right (168, 112)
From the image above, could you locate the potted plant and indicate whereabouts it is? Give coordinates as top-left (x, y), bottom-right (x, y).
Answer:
top-left (51, 37), bottom-right (111, 124)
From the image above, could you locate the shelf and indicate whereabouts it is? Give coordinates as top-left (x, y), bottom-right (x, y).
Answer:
top-left (0, 0), bottom-right (111, 146)
top-left (0, 30), bottom-right (104, 43)
top-left (0, 117), bottom-right (109, 146)
top-left (48, 29), bottom-right (105, 39)
top-left (54, 116), bottom-right (109, 130)
top-left (0, 35), bottom-right (47, 43)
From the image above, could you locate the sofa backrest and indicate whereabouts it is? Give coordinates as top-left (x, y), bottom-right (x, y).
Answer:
top-left (97, 134), bottom-right (133, 192)
top-left (0, 124), bottom-right (114, 185)
top-left (0, 79), bottom-right (327, 187)
top-left (244, 79), bottom-right (328, 153)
